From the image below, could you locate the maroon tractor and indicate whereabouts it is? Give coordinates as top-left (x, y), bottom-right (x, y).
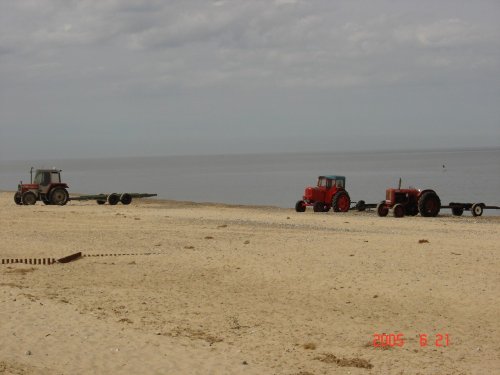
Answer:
top-left (14, 168), bottom-right (69, 206)
top-left (376, 182), bottom-right (441, 218)
top-left (295, 175), bottom-right (351, 213)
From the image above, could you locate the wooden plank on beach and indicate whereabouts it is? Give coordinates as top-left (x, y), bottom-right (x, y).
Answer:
top-left (57, 252), bottom-right (82, 264)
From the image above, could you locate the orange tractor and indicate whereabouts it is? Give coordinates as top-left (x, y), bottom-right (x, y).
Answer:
top-left (376, 180), bottom-right (441, 218)
top-left (14, 168), bottom-right (69, 205)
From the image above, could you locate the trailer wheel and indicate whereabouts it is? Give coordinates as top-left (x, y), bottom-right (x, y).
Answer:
top-left (355, 200), bottom-right (366, 211)
top-left (418, 191), bottom-right (441, 217)
top-left (97, 200), bottom-right (106, 205)
top-left (393, 204), bottom-right (405, 218)
top-left (14, 192), bottom-right (22, 205)
top-left (107, 193), bottom-right (120, 205)
top-left (471, 203), bottom-right (483, 217)
top-left (451, 207), bottom-right (464, 216)
top-left (332, 191), bottom-right (351, 212)
top-left (22, 191), bottom-right (37, 205)
top-left (295, 200), bottom-right (306, 212)
top-left (50, 188), bottom-right (69, 205)
top-left (313, 201), bottom-right (326, 212)
top-left (377, 202), bottom-right (389, 217)
top-left (120, 193), bottom-right (132, 205)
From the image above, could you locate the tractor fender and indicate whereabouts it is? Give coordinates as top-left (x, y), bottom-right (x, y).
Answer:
top-left (418, 189), bottom-right (437, 198)
top-left (21, 188), bottom-right (39, 194)
top-left (47, 184), bottom-right (69, 197)
top-left (49, 183), bottom-right (69, 189)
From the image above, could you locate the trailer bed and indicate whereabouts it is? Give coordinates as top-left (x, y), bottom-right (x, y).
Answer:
top-left (441, 202), bottom-right (500, 217)
top-left (70, 193), bottom-right (157, 205)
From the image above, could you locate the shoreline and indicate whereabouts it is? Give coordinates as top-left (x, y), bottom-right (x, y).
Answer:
top-left (3, 189), bottom-right (500, 221)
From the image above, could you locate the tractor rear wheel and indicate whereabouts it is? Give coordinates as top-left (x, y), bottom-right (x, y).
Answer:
top-left (418, 191), bottom-right (441, 217)
top-left (41, 195), bottom-right (51, 205)
top-left (393, 204), bottom-right (405, 218)
top-left (295, 200), bottom-right (306, 212)
top-left (313, 201), bottom-right (326, 212)
top-left (451, 207), bottom-right (464, 216)
top-left (332, 191), bottom-right (351, 212)
top-left (471, 203), bottom-right (483, 217)
top-left (50, 188), bottom-right (69, 205)
top-left (377, 202), bottom-right (389, 217)
top-left (22, 191), bottom-right (37, 205)
top-left (14, 192), bottom-right (22, 205)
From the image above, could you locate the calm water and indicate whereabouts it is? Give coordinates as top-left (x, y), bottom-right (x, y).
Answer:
top-left (1, 148), bottom-right (499, 212)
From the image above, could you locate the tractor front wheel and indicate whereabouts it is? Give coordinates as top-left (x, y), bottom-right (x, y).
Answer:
top-left (22, 191), bottom-right (37, 205)
top-left (14, 192), bottom-right (22, 205)
top-left (295, 200), bottom-right (306, 212)
top-left (377, 202), bottom-right (388, 217)
top-left (418, 192), bottom-right (441, 217)
top-left (313, 201), bottom-right (326, 212)
top-left (50, 188), bottom-right (69, 205)
top-left (393, 204), bottom-right (405, 218)
top-left (332, 191), bottom-right (351, 212)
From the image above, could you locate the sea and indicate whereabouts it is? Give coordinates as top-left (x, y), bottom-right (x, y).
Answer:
top-left (1, 148), bottom-right (499, 213)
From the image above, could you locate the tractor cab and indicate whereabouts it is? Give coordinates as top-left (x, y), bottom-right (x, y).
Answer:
top-left (317, 175), bottom-right (345, 189)
top-left (33, 169), bottom-right (62, 193)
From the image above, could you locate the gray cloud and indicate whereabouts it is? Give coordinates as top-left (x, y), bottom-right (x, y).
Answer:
top-left (1, 0), bottom-right (499, 160)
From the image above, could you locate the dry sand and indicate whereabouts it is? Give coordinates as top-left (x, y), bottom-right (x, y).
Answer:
top-left (0, 191), bottom-right (499, 374)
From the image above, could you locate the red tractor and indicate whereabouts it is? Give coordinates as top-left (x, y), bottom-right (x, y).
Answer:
top-left (376, 182), bottom-right (441, 218)
top-left (14, 168), bottom-right (69, 206)
top-left (295, 175), bottom-right (351, 212)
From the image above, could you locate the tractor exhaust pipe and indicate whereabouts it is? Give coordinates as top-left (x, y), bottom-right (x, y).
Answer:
top-left (398, 178), bottom-right (402, 190)
top-left (30, 167), bottom-right (34, 184)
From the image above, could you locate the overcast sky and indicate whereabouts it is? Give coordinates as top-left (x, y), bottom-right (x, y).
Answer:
top-left (1, 0), bottom-right (499, 160)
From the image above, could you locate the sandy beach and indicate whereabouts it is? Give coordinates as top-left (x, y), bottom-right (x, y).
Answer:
top-left (0, 191), bottom-right (499, 374)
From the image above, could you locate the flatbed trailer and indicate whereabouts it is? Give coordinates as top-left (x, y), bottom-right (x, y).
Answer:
top-left (441, 202), bottom-right (500, 217)
top-left (350, 200), bottom-right (499, 217)
top-left (69, 193), bottom-right (157, 205)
